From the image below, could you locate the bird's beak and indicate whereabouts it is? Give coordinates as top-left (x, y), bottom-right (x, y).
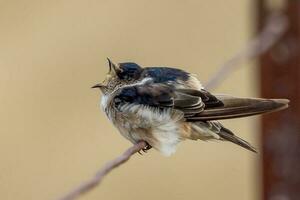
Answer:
top-left (107, 57), bottom-right (120, 75)
top-left (91, 83), bottom-right (104, 89)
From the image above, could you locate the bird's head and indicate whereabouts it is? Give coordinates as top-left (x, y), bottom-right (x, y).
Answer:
top-left (92, 58), bottom-right (143, 95)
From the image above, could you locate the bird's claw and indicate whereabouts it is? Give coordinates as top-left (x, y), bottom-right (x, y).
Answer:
top-left (138, 142), bottom-right (152, 155)
top-left (142, 142), bottom-right (152, 153)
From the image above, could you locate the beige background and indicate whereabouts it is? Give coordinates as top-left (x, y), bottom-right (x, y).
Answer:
top-left (0, 1), bottom-right (261, 200)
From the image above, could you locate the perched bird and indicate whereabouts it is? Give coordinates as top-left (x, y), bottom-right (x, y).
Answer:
top-left (92, 59), bottom-right (289, 156)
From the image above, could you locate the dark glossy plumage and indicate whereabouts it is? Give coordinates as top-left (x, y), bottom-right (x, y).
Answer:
top-left (117, 62), bottom-right (190, 84)
top-left (118, 62), bottom-right (143, 81)
top-left (114, 83), bottom-right (174, 108)
top-left (142, 67), bottom-right (190, 83)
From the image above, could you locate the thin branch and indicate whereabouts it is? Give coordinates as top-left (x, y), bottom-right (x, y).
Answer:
top-left (204, 13), bottom-right (288, 90)
top-left (58, 141), bottom-right (147, 200)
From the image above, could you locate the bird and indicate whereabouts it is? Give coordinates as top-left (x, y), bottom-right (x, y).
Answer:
top-left (92, 58), bottom-right (289, 156)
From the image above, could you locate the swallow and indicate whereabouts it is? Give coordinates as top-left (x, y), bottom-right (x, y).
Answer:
top-left (92, 58), bottom-right (289, 156)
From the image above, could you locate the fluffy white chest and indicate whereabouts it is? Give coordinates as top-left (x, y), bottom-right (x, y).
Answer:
top-left (101, 94), bottom-right (109, 111)
top-left (100, 94), bottom-right (112, 119)
top-left (119, 105), bottom-right (184, 156)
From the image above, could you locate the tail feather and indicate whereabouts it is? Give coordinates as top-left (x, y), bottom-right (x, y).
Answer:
top-left (217, 126), bottom-right (257, 153)
top-left (188, 95), bottom-right (289, 121)
top-left (188, 121), bottom-right (257, 152)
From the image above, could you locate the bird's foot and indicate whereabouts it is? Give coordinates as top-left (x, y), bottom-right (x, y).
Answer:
top-left (142, 141), bottom-right (152, 153)
top-left (138, 141), bottom-right (152, 155)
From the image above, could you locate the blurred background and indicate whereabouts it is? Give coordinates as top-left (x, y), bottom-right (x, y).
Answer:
top-left (0, 1), bottom-right (298, 200)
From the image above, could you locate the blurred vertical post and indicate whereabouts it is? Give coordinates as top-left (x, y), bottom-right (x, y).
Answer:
top-left (258, 0), bottom-right (300, 200)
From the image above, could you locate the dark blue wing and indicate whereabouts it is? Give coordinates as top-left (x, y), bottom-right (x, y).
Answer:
top-left (114, 83), bottom-right (174, 108)
top-left (113, 83), bottom-right (209, 117)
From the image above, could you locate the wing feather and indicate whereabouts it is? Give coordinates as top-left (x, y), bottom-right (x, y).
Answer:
top-left (113, 81), bottom-right (289, 121)
top-left (113, 82), bottom-right (207, 117)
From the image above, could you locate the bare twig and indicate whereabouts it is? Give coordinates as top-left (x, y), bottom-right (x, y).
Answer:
top-left (204, 13), bottom-right (288, 90)
top-left (58, 141), bottom-right (147, 200)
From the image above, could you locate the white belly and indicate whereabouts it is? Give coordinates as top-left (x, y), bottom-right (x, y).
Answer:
top-left (119, 105), bottom-right (184, 156)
